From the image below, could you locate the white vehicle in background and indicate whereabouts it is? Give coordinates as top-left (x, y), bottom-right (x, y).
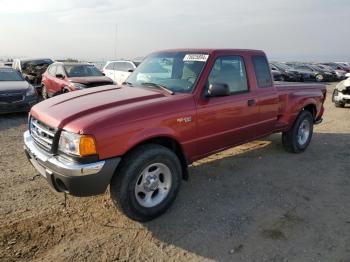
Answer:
top-left (102, 60), bottom-right (140, 85)
top-left (332, 73), bottom-right (350, 108)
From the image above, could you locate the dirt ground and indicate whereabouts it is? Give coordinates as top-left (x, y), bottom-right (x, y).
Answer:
top-left (0, 82), bottom-right (349, 262)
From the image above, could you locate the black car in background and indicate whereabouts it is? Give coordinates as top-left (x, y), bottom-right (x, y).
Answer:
top-left (0, 67), bottom-right (39, 114)
top-left (317, 64), bottom-right (346, 80)
top-left (271, 67), bottom-right (283, 81)
top-left (308, 64), bottom-right (337, 81)
top-left (286, 63), bottom-right (327, 82)
top-left (270, 62), bottom-right (302, 81)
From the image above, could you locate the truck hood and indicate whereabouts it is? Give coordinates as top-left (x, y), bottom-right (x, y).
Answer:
top-left (30, 85), bottom-right (167, 130)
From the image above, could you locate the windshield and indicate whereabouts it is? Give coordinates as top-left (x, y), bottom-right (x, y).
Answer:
top-left (64, 64), bottom-right (104, 77)
top-left (0, 68), bottom-right (24, 81)
top-left (126, 51), bottom-right (208, 93)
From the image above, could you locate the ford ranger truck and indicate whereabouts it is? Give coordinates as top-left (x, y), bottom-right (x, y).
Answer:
top-left (24, 49), bottom-right (326, 221)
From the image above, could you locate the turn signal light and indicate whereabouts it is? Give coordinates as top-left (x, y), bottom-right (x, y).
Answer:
top-left (79, 135), bottom-right (97, 156)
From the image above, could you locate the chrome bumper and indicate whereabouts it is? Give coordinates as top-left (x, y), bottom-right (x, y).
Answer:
top-left (23, 130), bottom-right (121, 196)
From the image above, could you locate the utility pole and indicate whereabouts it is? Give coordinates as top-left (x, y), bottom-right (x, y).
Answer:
top-left (114, 24), bottom-right (118, 60)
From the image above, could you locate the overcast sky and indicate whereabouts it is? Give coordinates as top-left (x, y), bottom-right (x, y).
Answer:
top-left (0, 0), bottom-right (349, 61)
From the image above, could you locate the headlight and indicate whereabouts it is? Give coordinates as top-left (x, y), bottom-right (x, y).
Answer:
top-left (58, 130), bottom-right (97, 157)
top-left (26, 85), bottom-right (36, 96)
top-left (70, 82), bottom-right (87, 90)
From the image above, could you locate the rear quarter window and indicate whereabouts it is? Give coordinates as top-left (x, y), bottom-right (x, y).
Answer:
top-left (252, 56), bottom-right (273, 88)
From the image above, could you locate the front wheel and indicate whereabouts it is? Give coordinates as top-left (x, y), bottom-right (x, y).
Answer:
top-left (110, 144), bottom-right (182, 222)
top-left (282, 110), bottom-right (314, 153)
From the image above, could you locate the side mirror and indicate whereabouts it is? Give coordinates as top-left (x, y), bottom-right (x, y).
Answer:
top-left (128, 69), bottom-right (134, 73)
top-left (207, 83), bottom-right (230, 97)
top-left (56, 74), bottom-right (64, 79)
top-left (345, 73), bottom-right (350, 78)
top-left (102, 73), bottom-right (106, 76)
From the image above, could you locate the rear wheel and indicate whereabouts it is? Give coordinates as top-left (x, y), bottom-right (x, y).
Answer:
top-left (315, 74), bottom-right (324, 82)
top-left (110, 144), bottom-right (182, 222)
top-left (282, 110), bottom-right (314, 153)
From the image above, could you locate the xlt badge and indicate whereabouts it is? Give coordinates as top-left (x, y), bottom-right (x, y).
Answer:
top-left (177, 116), bottom-right (192, 123)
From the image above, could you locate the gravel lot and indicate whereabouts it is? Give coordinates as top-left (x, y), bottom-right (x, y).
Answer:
top-left (0, 82), bottom-right (349, 262)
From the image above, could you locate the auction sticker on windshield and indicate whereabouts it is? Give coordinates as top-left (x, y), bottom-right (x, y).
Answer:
top-left (183, 54), bottom-right (209, 62)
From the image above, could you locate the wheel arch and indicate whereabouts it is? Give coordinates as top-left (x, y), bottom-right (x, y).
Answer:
top-left (120, 136), bottom-right (189, 180)
top-left (303, 103), bottom-right (317, 120)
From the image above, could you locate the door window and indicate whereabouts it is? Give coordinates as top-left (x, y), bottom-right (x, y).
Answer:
top-left (206, 56), bottom-right (249, 95)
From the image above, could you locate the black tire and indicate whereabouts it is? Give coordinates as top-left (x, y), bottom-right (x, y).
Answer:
top-left (332, 90), bottom-right (345, 108)
top-left (41, 85), bottom-right (48, 99)
top-left (282, 110), bottom-right (314, 153)
top-left (110, 144), bottom-right (182, 222)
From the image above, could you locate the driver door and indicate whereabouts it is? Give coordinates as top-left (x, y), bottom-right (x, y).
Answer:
top-left (195, 55), bottom-right (260, 157)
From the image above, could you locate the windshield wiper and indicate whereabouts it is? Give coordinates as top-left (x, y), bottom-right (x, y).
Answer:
top-left (141, 82), bottom-right (174, 95)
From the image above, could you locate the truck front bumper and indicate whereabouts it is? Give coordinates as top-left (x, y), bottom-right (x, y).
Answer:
top-left (23, 130), bottom-right (121, 196)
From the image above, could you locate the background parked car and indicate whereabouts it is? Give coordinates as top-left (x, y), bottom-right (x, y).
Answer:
top-left (306, 64), bottom-right (336, 81)
top-left (332, 73), bottom-right (350, 107)
top-left (334, 62), bottom-right (350, 71)
top-left (322, 62), bottom-right (350, 73)
top-left (0, 67), bottom-right (39, 114)
top-left (103, 60), bottom-right (141, 85)
top-left (285, 63), bottom-right (315, 82)
top-left (271, 67), bottom-right (282, 81)
top-left (41, 62), bottom-right (114, 99)
top-left (270, 62), bottom-right (302, 81)
top-left (286, 63), bottom-right (328, 82)
top-left (317, 64), bottom-right (346, 80)
top-left (12, 58), bottom-right (53, 91)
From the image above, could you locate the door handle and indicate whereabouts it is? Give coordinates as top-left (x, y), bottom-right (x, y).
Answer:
top-left (247, 99), bottom-right (256, 107)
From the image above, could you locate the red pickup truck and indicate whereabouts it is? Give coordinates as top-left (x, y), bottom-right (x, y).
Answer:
top-left (24, 49), bottom-right (326, 221)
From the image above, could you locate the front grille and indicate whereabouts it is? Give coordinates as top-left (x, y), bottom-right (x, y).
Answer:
top-left (0, 92), bottom-right (24, 103)
top-left (30, 117), bottom-right (57, 151)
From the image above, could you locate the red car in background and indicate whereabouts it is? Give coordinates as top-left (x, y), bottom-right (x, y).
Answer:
top-left (41, 62), bottom-right (114, 99)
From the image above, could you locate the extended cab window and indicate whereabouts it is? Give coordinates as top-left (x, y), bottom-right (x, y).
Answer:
top-left (252, 56), bottom-right (272, 88)
top-left (206, 56), bottom-right (248, 95)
